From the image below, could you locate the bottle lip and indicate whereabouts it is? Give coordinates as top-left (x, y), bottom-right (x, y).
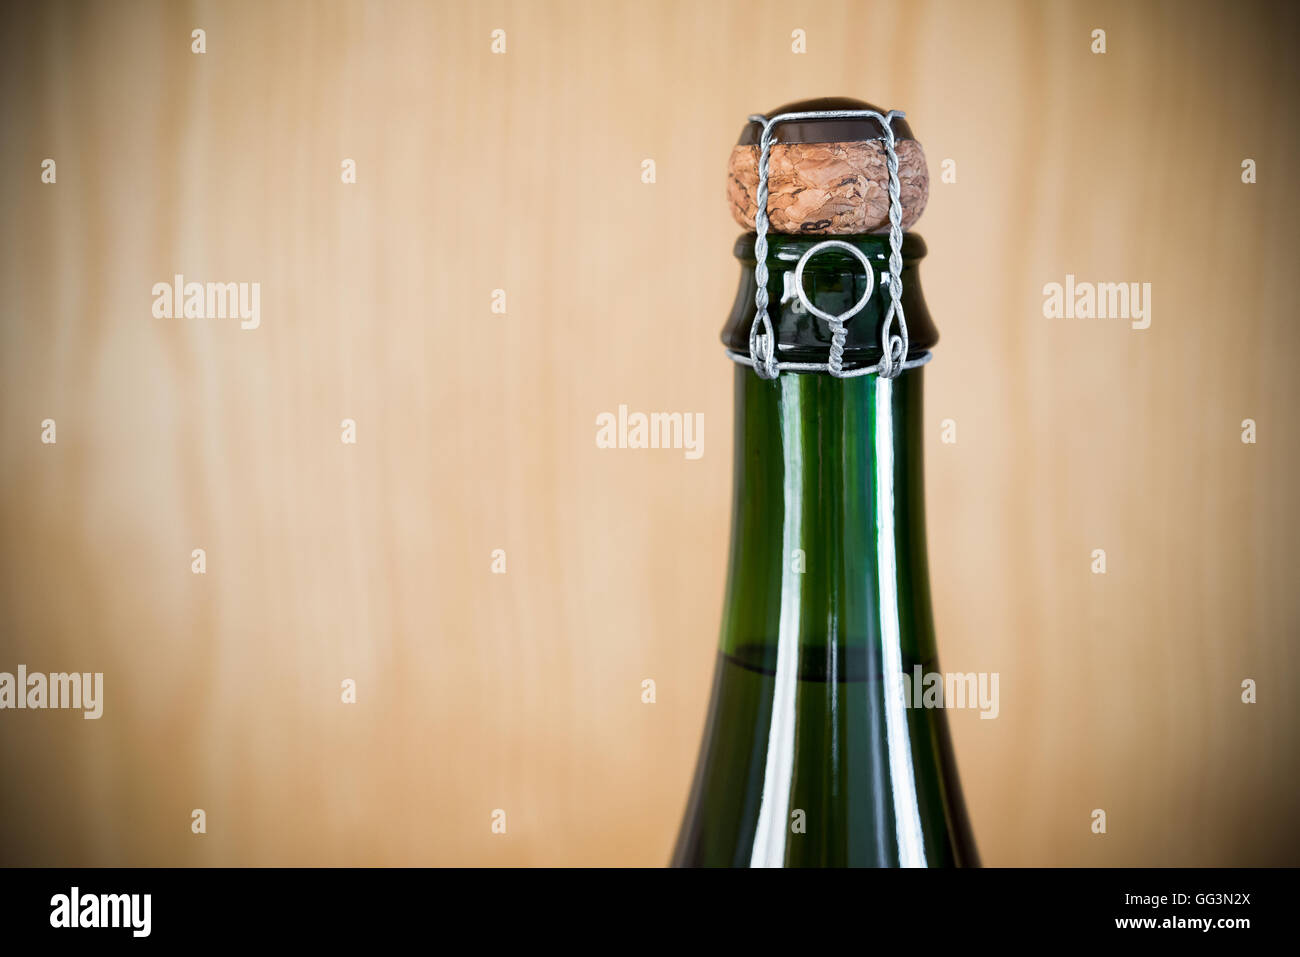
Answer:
top-left (732, 231), bottom-right (927, 264)
top-left (721, 231), bottom-right (938, 364)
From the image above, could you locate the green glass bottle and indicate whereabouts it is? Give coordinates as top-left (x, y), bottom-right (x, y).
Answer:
top-left (672, 102), bottom-right (977, 867)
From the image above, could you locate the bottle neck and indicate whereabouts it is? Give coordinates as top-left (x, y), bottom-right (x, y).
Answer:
top-left (718, 366), bottom-right (935, 676)
top-left (719, 229), bottom-right (938, 673)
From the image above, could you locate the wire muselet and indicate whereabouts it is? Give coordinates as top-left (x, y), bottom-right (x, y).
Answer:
top-left (736, 108), bottom-right (918, 381)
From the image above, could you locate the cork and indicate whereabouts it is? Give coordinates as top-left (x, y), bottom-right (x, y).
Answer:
top-left (727, 97), bottom-right (929, 235)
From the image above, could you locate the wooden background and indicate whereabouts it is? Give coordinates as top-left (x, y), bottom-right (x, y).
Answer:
top-left (1, 0), bottom-right (1297, 866)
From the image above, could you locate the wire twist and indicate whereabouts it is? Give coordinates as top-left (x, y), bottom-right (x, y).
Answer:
top-left (878, 117), bottom-right (909, 379)
top-left (748, 113), bottom-right (779, 379)
top-left (827, 320), bottom-right (847, 377)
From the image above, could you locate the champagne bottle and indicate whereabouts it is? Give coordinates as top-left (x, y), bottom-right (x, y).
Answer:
top-left (672, 99), bottom-right (977, 867)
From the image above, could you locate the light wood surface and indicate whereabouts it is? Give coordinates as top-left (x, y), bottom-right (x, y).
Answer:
top-left (1, 0), bottom-right (1297, 866)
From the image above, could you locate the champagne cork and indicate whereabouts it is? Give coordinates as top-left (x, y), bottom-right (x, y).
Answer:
top-left (727, 97), bottom-right (929, 235)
